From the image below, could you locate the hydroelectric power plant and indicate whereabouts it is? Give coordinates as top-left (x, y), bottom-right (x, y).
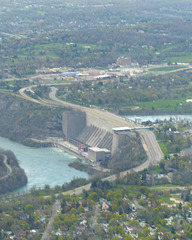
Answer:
top-left (62, 110), bottom-right (152, 163)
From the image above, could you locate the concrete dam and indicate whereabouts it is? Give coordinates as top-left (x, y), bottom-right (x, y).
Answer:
top-left (19, 86), bottom-right (163, 165)
top-left (62, 110), bottom-right (127, 157)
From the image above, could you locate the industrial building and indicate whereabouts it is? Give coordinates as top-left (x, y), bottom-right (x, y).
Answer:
top-left (88, 147), bottom-right (111, 162)
top-left (116, 57), bottom-right (131, 66)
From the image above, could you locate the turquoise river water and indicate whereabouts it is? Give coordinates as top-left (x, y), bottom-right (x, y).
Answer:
top-left (0, 136), bottom-right (89, 193)
top-left (126, 114), bottom-right (192, 123)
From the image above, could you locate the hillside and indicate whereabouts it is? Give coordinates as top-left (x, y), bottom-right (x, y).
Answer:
top-left (0, 93), bottom-right (66, 146)
top-left (0, 150), bottom-right (27, 193)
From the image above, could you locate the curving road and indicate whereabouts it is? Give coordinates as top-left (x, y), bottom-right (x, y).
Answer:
top-left (38, 87), bottom-right (163, 240)
top-left (48, 87), bottom-right (136, 129)
top-left (138, 129), bottom-right (163, 165)
top-left (19, 85), bottom-right (163, 167)
top-left (51, 130), bottom-right (163, 198)
top-left (0, 155), bottom-right (12, 180)
top-left (48, 87), bottom-right (163, 163)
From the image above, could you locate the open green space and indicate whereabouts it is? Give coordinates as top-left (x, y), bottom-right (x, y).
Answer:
top-left (79, 43), bottom-right (98, 49)
top-left (139, 98), bottom-right (192, 111)
top-left (148, 65), bottom-right (186, 72)
top-left (166, 55), bottom-right (192, 64)
top-left (159, 197), bottom-right (175, 204)
top-left (158, 141), bottom-right (168, 156)
top-left (150, 184), bottom-right (178, 189)
top-left (0, 89), bottom-right (14, 93)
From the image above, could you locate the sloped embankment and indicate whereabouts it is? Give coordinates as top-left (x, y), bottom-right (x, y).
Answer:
top-left (0, 93), bottom-right (64, 146)
top-left (0, 150), bottom-right (27, 194)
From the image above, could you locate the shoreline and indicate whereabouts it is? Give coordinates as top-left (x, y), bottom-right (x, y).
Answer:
top-left (119, 110), bottom-right (192, 116)
top-left (30, 138), bottom-right (110, 175)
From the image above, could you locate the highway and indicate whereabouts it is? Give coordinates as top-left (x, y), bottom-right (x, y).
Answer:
top-left (19, 85), bottom-right (163, 166)
top-left (49, 86), bottom-right (136, 128)
top-left (48, 87), bottom-right (163, 163)
top-left (138, 129), bottom-right (163, 165)
top-left (36, 86), bottom-right (164, 240)
top-left (42, 130), bottom-right (162, 240)
top-left (51, 132), bottom-right (162, 198)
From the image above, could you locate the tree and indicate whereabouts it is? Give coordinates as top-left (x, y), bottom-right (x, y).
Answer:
top-left (178, 202), bottom-right (182, 211)
top-left (138, 226), bottom-right (150, 238)
top-left (77, 206), bottom-right (85, 213)
top-left (171, 226), bottom-right (176, 234)
top-left (64, 216), bottom-right (73, 227)
top-left (109, 218), bottom-right (118, 227)
top-left (0, 215), bottom-right (14, 230)
top-left (123, 235), bottom-right (134, 240)
top-left (88, 192), bottom-right (97, 201)
top-left (24, 204), bottom-right (34, 214)
top-left (111, 203), bottom-right (118, 212)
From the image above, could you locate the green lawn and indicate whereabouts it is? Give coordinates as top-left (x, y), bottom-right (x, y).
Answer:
top-left (166, 55), bottom-right (192, 64)
top-left (158, 141), bottom-right (168, 156)
top-left (150, 184), bottom-right (180, 189)
top-left (139, 98), bottom-right (192, 111)
top-left (0, 89), bottom-right (13, 93)
top-left (159, 197), bottom-right (175, 204)
top-left (148, 66), bottom-right (186, 72)
top-left (79, 43), bottom-right (97, 49)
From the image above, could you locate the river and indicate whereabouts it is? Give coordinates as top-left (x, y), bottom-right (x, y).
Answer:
top-left (0, 137), bottom-right (89, 193)
top-left (125, 114), bottom-right (192, 123)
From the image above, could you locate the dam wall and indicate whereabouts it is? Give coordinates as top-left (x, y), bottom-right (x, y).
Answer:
top-left (62, 111), bottom-right (86, 140)
top-left (76, 125), bottom-right (113, 150)
top-left (86, 113), bottom-right (114, 132)
top-left (62, 110), bottom-right (122, 154)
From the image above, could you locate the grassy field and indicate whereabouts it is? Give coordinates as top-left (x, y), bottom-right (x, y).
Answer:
top-left (139, 98), bottom-right (192, 111)
top-left (150, 184), bottom-right (178, 188)
top-left (0, 89), bottom-right (14, 94)
top-left (148, 66), bottom-right (186, 72)
top-left (166, 55), bottom-right (192, 64)
top-left (158, 141), bottom-right (168, 156)
top-left (159, 197), bottom-right (175, 204)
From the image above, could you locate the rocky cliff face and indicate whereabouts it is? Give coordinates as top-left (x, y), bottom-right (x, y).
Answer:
top-left (0, 93), bottom-right (65, 145)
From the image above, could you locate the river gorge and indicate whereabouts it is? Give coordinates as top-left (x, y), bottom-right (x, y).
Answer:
top-left (0, 136), bottom-right (89, 193)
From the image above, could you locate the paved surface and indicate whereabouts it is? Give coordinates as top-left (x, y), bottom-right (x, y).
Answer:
top-left (41, 200), bottom-right (61, 240)
top-left (20, 84), bottom-right (164, 240)
top-left (49, 87), bottom-right (136, 129)
top-left (0, 155), bottom-right (12, 180)
top-left (48, 87), bottom-right (163, 163)
top-left (49, 129), bottom-right (163, 198)
top-left (137, 129), bottom-right (164, 165)
top-left (19, 86), bottom-right (44, 105)
top-left (53, 131), bottom-right (161, 198)
top-left (19, 85), bottom-right (163, 168)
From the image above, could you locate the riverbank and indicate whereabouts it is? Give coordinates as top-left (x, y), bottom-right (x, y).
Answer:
top-left (69, 161), bottom-right (100, 176)
top-left (119, 109), bottom-right (192, 116)
top-left (30, 138), bottom-right (110, 176)
top-left (124, 114), bottom-right (192, 124)
top-left (0, 136), bottom-right (89, 192)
